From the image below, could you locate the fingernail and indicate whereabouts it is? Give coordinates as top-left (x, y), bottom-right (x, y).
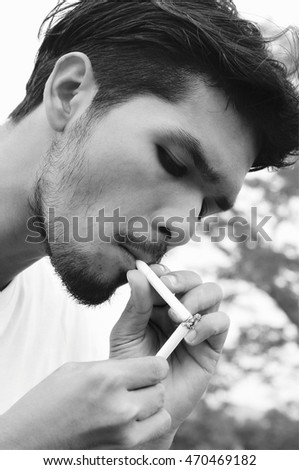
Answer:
top-left (161, 274), bottom-right (176, 288)
top-left (184, 330), bottom-right (197, 344)
top-left (168, 307), bottom-right (181, 323)
top-left (153, 264), bottom-right (170, 274)
top-left (126, 270), bottom-right (134, 285)
top-left (126, 271), bottom-right (137, 303)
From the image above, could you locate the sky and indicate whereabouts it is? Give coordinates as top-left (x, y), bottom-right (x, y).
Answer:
top-left (0, 0), bottom-right (298, 123)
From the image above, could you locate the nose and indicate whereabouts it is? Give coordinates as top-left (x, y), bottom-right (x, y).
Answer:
top-left (152, 194), bottom-right (202, 248)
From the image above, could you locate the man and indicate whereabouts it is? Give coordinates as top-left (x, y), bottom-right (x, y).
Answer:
top-left (0, 0), bottom-right (297, 449)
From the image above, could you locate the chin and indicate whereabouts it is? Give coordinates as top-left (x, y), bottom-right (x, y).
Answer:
top-left (47, 243), bottom-right (129, 306)
top-left (53, 256), bottom-right (128, 306)
top-left (64, 272), bottom-right (126, 306)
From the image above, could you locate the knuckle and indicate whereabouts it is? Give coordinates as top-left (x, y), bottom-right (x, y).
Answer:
top-left (149, 357), bottom-right (169, 382)
top-left (124, 296), bottom-right (136, 315)
top-left (187, 271), bottom-right (203, 284)
top-left (164, 410), bottom-right (172, 431)
top-left (158, 409), bottom-right (172, 435)
top-left (174, 270), bottom-right (202, 285)
top-left (115, 401), bottom-right (137, 425)
top-left (88, 362), bottom-right (109, 386)
top-left (155, 383), bottom-right (166, 407)
top-left (149, 357), bottom-right (169, 381)
top-left (101, 360), bottom-right (123, 383)
top-left (88, 361), bottom-right (123, 396)
top-left (118, 428), bottom-right (137, 449)
top-left (207, 282), bottom-right (223, 303)
top-left (149, 362), bottom-right (162, 382)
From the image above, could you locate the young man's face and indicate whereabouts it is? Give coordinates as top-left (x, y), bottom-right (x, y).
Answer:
top-left (35, 81), bottom-right (258, 305)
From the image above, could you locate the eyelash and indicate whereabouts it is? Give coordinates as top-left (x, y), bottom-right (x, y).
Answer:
top-left (156, 147), bottom-right (219, 220)
top-left (157, 145), bottom-right (188, 178)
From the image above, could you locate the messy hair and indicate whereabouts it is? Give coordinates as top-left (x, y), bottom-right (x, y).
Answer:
top-left (10, 0), bottom-right (299, 171)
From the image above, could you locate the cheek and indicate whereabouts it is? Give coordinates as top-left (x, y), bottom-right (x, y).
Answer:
top-left (84, 145), bottom-right (164, 211)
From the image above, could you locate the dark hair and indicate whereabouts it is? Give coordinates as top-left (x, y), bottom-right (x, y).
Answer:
top-left (10, 0), bottom-right (299, 171)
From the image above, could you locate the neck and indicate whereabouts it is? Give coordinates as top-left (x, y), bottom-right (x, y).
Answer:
top-left (0, 107), bottom-right (53, 289)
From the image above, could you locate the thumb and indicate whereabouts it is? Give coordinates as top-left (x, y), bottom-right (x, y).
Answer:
top-left (111, 269), bottom-right (154, 341)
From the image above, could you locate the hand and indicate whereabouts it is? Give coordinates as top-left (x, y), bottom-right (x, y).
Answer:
top-left (110, 264), bottom-right (230, 448)
top-left (0, 357), bottom-right (170, 449)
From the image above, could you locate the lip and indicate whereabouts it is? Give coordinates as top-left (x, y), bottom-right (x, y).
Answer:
top-left (120, 243), bottom-right (153, 266)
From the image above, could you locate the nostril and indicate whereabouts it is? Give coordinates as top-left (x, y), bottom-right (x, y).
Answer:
top-left (159, 226), bottom-right (172, 241)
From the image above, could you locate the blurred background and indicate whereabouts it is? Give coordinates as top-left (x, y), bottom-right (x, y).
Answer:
top-left (1, 0), bottom-right (298, 450)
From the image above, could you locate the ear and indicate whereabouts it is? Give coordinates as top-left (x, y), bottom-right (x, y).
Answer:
top-left (44, 52), bottom-right (98, 132)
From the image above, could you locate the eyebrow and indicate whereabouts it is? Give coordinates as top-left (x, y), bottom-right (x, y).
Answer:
top-left (163, 127), bottom-right (222, 183)
top-left (161, 127), bottom-right (235, 212)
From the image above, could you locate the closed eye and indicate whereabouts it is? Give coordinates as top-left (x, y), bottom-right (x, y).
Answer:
top-left (156, 145), bottom-right (188, 178)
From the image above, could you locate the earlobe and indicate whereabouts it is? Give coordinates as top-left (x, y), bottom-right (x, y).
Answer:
top-left (44, 52), bottom-right (97, 132)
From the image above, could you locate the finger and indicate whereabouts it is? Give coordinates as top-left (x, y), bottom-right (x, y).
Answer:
top-left (146, 264), bottom-right (172, 305)
top-left (120, 356), bottom-right (169, 390)
top-left (160, 270), bottom-right (202, 293)
top-left (132, 383), bottom-right (165, 420)
top-left (184, 311), bottom-right (230, 352)
top-left (112, 269), bottom-right (153, 340)
top-left (132, 409), bottom-right (172, 446)
top-left (148, 270), bottom-right (203, 306)
top-left (149, 263), bottom-right (171, 277)
top-left (169, 282), bottom-right (222, 322)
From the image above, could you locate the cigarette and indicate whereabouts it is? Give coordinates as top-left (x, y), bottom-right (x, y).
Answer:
top-left (135, 260), bottom-right (201, 359)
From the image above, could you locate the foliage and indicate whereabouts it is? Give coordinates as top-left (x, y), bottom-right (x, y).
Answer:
top-left (172, 404), bottom-right (298, 450)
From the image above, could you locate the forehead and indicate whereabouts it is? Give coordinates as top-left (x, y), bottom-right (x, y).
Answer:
top-left (93, 80), bottom-right (258, 199)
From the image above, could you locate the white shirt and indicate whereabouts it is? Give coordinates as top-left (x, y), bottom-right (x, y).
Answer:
top-left (0, 258), bottom-right (128, 414)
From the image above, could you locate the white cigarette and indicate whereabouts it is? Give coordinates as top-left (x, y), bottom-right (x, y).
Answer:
top-left (135, 260), bottom-right (201, 359)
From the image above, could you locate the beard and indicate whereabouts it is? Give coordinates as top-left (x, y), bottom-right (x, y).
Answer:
top-left (46, 238), bottom-right (128, 306)
top-left (43, 232), bottom-right (166, 306)
top-left (29, 183), bottom-right (125, 306)
top-left (32, 205), bottom-right (166, 306)
top-left (28, 116), bottom-right (167, 306)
